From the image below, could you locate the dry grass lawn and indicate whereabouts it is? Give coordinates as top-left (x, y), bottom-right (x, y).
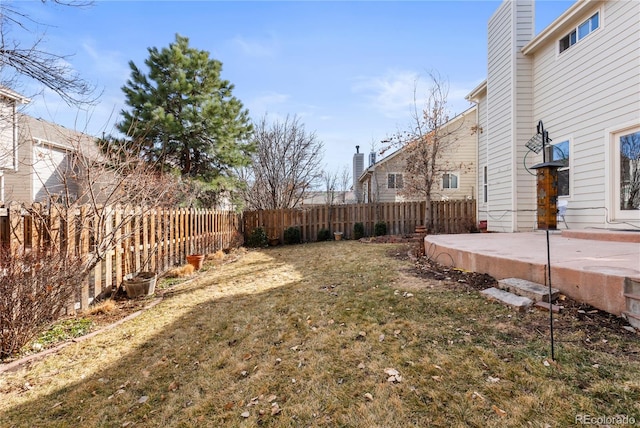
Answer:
top-left (0, 241), bottom-right (639, 427)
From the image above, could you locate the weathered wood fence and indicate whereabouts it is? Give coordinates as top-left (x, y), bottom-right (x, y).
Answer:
top-left (243, 200), bottom-right (476, 242)
top-left (0, 200), bottom-right (474, 309)
top-left (0, 202), bottom-right (242, 310)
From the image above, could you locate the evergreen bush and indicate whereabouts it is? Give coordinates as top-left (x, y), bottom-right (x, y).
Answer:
top-left (317, 228), bottom-right (332, 242)
top-left (374, 221), bottom-right (387, 236)
top-left (353, 222), bottom-right (365, 240)
top-left (246, 227), bottom-right (268, 248)
top-left (284, 227), bottom-right (302, 245)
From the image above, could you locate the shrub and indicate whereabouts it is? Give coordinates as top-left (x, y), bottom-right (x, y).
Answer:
top-left (353, 222), bottom-right (365, 240)
top-left (0, 249), bottom-right (84, 358)
top-left (374, 221), bottom-right (387, 236)
top-left (284, 227), bottom-right (302, 245)
top-left (317, 228), bottom-right (332, 242)
top-left (246, 227), bottom-right (268, 248)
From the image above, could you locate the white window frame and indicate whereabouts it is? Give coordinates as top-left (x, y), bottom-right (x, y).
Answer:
top-left (558, 10), bottom-right (600, 54)
top-left (545, 138), bottom-right (572, 198)
top-left (442, 172), bottom-right (459, 190)
top-left (609, 124), bottom-right (640, 222)
top-left (387, 173), bottom-right (403, 190)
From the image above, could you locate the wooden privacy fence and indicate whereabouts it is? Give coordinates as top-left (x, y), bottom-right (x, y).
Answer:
top-left (0, 202), bottom-right (242, 310)
top-left (244, 200), bottom-right (476, 242)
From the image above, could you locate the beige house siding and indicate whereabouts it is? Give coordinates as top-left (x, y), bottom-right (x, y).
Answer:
top-left (476, 93), bottom-right (488, 221)
top-left (487, 1), bottom-right (523, 231)
top-left (364, 152), bottom-right (409, 203)
top-left (513, 1), bottom-right (536, 231)
top-left (527, 0), bottom-right (640, 229)
top-left (439, 108), bottom-right (477, 201)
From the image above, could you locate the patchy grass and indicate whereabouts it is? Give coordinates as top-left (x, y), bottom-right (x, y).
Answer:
top-left (31, 318), bottom-right (94, 349)
top-left (0, 241), bottom-right (639, 427)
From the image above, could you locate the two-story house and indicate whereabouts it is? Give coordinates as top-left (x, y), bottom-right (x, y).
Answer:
top-left (467, 0), bottom-right (639, 232)
top-left (358, 105), bottom-right (477, 204)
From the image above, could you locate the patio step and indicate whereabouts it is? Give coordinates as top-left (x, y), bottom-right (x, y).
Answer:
top-left (624, 279), bottom-right (640, 329)
top-left (623, 311), bottom-right (640, 330)
top-left (497, 277), bottom-right (559, 303)
top-left (481, 287), bottom-right (533, 311)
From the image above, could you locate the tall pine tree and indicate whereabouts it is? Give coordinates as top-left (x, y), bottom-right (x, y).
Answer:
top-left (116, 34), bottom-right (254, 199)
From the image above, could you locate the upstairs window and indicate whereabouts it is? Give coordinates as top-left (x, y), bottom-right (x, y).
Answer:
top-left (442, 173), bottom-right (459, 190)
top-left (559, 12), bottom-right (599, 53)
top-left (388, 173), bottom-right (403, 189)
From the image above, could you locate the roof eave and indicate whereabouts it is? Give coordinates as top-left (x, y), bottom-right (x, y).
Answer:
top-left (0, 87), bottom-right (30, 104)
top-left (522, 0), bottom-right (603, 56)
top-left (466, 80), bottom-right (487, 103)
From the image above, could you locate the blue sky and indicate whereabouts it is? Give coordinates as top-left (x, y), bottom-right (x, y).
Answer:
top-left (11, 0), bottom-right (575, 175)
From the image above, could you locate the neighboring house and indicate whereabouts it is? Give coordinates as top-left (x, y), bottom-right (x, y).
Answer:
top-left (467, 0), bottom-right (640, 232)
top-left (302, 190), bottom-right (357, 206)
top-left (358, 106), bottom-right (477, 203)
top-left (0, 87), bottom-right (97, 205)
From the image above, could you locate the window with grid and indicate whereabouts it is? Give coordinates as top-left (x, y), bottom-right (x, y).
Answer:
top-left (388, 173), bottom-right (403, 189)
top-left (442, 173), bottom-right (459, 189)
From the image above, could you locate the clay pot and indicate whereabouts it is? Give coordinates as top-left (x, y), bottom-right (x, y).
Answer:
top-left (186, 254), bottom-right (205, 270)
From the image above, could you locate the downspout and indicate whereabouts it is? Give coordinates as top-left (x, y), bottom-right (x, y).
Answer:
top-left (12, 101), bottom-right (18, 172)
top-left (0, 171), bottom-right (4, 202)
top-left (474, 106), bottom-right (480, 224)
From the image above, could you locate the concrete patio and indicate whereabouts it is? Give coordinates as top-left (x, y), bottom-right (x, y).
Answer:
top-left (424, 230), bottom-right (640, 320)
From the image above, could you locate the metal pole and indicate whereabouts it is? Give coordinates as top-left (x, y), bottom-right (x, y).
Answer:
top-left (546, 229), bottom-right (555, 360)
top-left (540, 121), bottom-right (555, 361)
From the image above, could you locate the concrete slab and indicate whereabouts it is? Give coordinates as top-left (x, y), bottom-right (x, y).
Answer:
top-left (481, 287), bottom-right (533, 311)
top-left (534, 301), bottom-right (562, 313)
top-left (498, 277), bottom-right (559, 302)
top-left (425, 231), bottom-right (640, 317)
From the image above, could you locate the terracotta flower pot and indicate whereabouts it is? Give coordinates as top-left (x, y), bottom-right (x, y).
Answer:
top-left (187, 254), bottom-right (205, 270)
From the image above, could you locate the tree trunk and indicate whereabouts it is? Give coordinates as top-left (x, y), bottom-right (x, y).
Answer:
top-left (424, 194), bottom-right (433, 233)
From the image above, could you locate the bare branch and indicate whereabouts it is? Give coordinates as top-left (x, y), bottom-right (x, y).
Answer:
top-left (0, 1), bottom-right (97, 106)
top-left (239, 115), bottom-right (324, 210)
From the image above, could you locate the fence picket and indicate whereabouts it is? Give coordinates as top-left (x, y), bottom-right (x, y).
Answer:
top-left (243, 200), bottom-right (475, 242)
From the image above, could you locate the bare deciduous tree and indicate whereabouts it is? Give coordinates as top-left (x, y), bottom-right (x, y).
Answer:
top-left (338, 165), bottom-right (351, 204)
top-left (239, 115), bottom-right (324, 210)
top-left (382, 72), bottom-right (470, 231)
top-left (0, 1), bottom-right (95, 105)
top-left (323, 169), bottom-right (338, 206)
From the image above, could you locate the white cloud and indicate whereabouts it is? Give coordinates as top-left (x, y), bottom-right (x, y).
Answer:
top-left (232, 35), bottom-right (278, 58)
top-left (246, 91), bottom-right (290, 118)
top-left (353, 70), bottom-right (479, 120)
top-left (352, 69), bottom-right (420, 119)
top-left (82, 39), bottom-right (130, 82)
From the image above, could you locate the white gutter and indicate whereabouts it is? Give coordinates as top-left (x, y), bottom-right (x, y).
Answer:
top-left (522, 0), bottom-right (603, 55)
